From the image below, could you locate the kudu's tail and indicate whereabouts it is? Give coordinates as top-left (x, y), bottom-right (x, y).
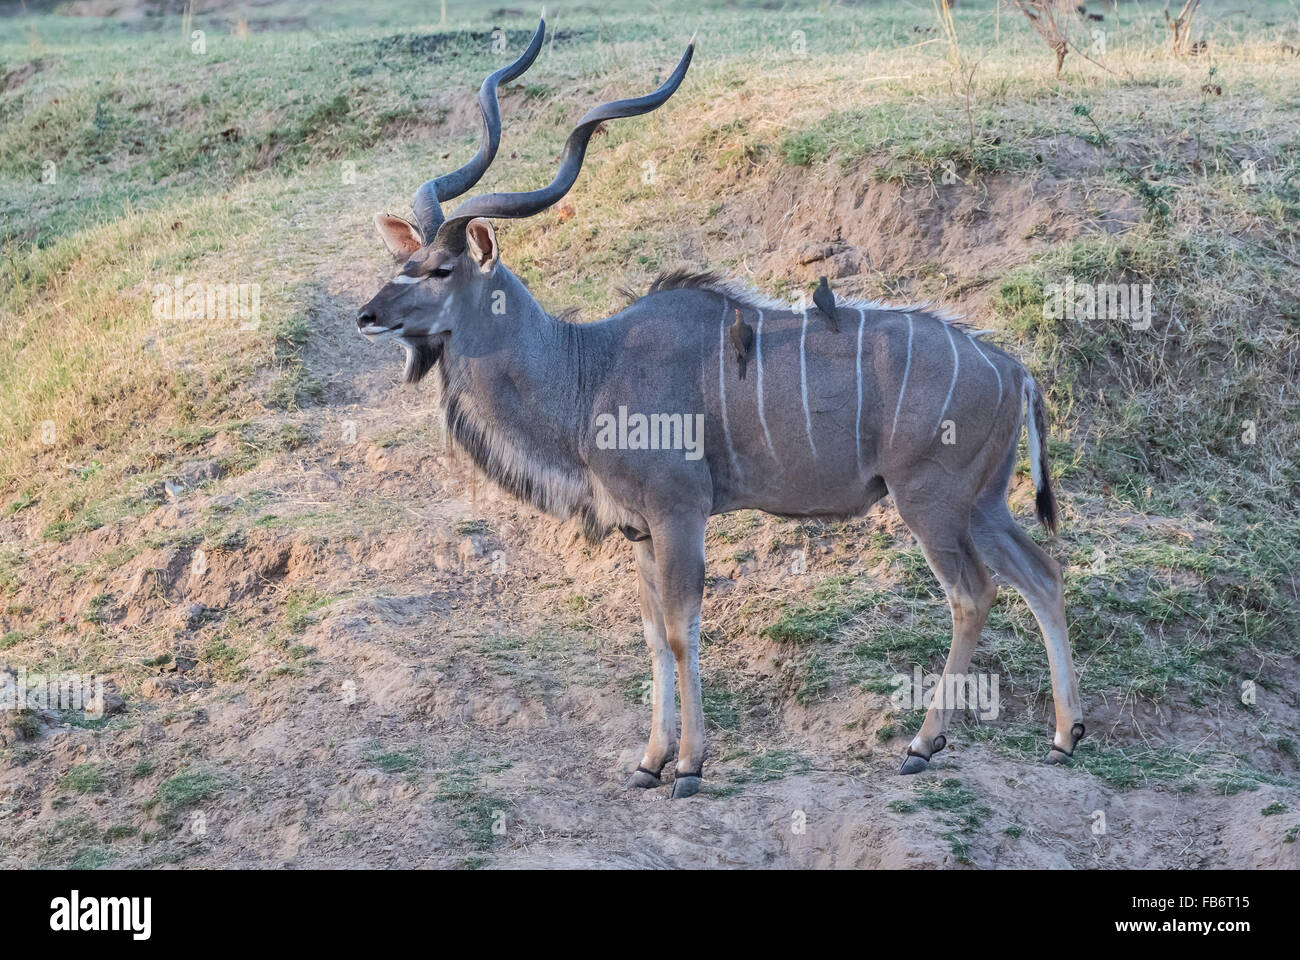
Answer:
top-left (1024, 376), bottom-right (1058, 535)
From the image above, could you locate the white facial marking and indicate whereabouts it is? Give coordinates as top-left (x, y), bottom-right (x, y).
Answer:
top-left (392, 274), bottom-right (422, 285)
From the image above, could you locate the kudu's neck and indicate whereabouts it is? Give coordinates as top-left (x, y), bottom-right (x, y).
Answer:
top-left (445, 265), bottom-right (597, 432)
top-left (436, 265), bottom-right (608, 536)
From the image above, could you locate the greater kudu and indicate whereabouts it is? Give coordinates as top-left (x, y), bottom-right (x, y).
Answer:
top-left (357, 17), bottom-right (1084, 798)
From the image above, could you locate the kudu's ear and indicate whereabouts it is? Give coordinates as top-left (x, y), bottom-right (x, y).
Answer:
top-left (465, 218), bottom-right (499, 273)
top-left (373, 213), bottom-right (423, 261)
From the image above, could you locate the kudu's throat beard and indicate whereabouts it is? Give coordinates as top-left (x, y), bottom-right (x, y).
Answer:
top-left (400, 335), bottom-right (446, 384)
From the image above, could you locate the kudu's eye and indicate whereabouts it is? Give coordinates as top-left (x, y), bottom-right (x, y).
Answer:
top-left (430, 267), bottom-right (453, 279)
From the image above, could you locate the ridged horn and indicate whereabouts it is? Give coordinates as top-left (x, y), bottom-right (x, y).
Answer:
top-left (410, 13), bottom-right (547, 240)
top-left (432, 40), bottom-right (694, 253)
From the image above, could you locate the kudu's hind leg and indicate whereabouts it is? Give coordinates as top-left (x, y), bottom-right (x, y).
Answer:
top-left (971, 504), bottom-right (1084, 762)
top-left (626, 538), bottom-right (676, 789)
top-left (892, 503), bottom-right (996, 775)
top-left (652, 512), bottom-right (709, 800)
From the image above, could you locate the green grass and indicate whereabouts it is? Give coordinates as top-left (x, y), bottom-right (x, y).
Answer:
top-left (432, 756), bottom-right (513, 852)
top-left (59, 763), bottom-right (105, 794)
top-left (201, 640), bottom-right (248, 682)
top-left (155, 769), bottom-right (224, 813)
top-left (283, 588), bottom-right (332, 633)
top-left (365, 746), bottom-right (421, 775)
top-left (896, 778), bottom-right (993, 864)
top-left (130, 760), bottom-right (157, 779)
top-left (727, 749), bottom-right (813, 785)
top-left (68, 847), bottom-right (112, 870)
top-left (763, 578), bottom-right (885, 645)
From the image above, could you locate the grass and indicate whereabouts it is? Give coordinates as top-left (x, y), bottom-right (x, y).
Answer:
top-left (432, 755), bottom-right (512, 852)
top-left (727, 748), bottom-right (813, 785)
top-left (283, 587), bottom-right (332, 633)
top-left (201, 639), bottom-right (247, 682)
top-left (59, 763), bottom-right (104, 794)
top-left (68, 847), bottom-right (112, 870)
top-left (365, 745), bottom-right (421, 775)
top-left (891, 778), bottom-right (993, 863)
top-left (154, 768), bottom-right (224, 813)
top-left (763, 578), bottom-right (886, 645)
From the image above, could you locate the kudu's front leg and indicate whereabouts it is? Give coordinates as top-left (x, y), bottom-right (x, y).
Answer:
top-left (653, 513), bottom-right (709, 800)
top-left (626, 538), bottom-right (677, 789)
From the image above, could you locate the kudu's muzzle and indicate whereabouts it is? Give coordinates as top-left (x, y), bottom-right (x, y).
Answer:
top-left (356, 291), bottom-right (401, 339)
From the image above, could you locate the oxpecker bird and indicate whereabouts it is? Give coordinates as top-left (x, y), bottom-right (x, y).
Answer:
top-left (730, 308), bottom-right (754, 379)
top-left (813, 276), bottom-right (839, 333)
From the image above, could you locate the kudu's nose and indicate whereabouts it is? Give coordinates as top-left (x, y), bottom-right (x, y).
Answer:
top-left (356, 309), bottom-right (376, 329)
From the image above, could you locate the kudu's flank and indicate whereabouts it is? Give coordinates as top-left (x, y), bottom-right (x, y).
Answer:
top-left (357, 18), bottom-right (1084, 798)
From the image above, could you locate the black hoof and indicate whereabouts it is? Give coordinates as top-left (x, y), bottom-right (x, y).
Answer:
top-left (625, 767), bottom-right (663, 789)
top-left (1047, 723), bottom-right (1085, 764)
top-left (899, 753), bottom-right (929, 775)
top-left (1046, 745), bottom-right (1073, 765)
top-left (669, 771), bottom-right (702, 800)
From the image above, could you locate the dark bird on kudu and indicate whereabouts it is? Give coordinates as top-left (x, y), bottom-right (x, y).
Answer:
top-left (729, 307), bottom-right (754, 379)
top-left (813, 276), bottom-right (839, 333)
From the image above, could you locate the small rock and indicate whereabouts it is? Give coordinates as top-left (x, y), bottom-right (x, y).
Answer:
top-left (177, 459), bottom-right (222, 487)
top-left (139, 677), bottom-right (179, 700)
top-left (172, 603), bottom-right (206, 629)
top-left (87, 691), bottom-right (126, 717)
top-left (796, 241), bottom-right (845, 265)
top-left (457, 536), bottom-right (485, 564)
top-left (173, 643), bottom-right (198, 674)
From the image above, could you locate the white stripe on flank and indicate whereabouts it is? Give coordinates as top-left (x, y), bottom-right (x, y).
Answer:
top-left (754, 310), bottom-right (778, 462)
top-left (968, 334), bottom-right (1003, 405)
top-left (934, 320), bottom-right (960, 434)
top-left (799, 309), bottom-right (818, 458)
top-left (855, 307), bottom-right (867, 473)
top-left (889, 314), bottom-right (914, 445)
top-left (718, 302), bottom-right (741, 477)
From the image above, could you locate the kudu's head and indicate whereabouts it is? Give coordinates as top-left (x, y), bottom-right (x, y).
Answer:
top-left (357, 15), bottom-right (694, 383)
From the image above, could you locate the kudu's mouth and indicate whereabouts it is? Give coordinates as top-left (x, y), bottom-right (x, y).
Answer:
top-left (357, 320), bottom-right (404, 341)
top-left (356, 308), bottom-right (447, 382)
